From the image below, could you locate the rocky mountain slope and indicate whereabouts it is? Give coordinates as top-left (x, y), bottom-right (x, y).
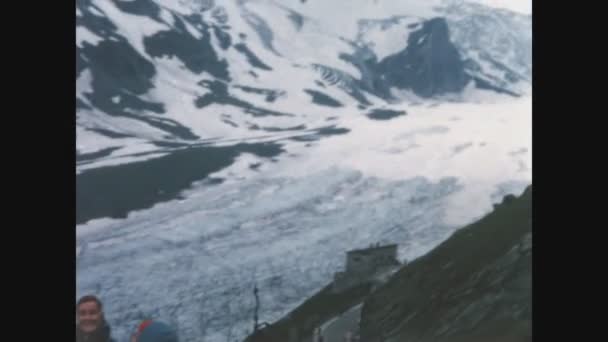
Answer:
top-left (360, 185), bottom-right (531, 342)
top-left (245, 186), bottom-right (531, 342)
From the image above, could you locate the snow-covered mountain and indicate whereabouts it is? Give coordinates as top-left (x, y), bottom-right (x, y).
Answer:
top-left (76, 0), bottom-right (530, 164)
top-left (76, 1), bottom-right (531, 341)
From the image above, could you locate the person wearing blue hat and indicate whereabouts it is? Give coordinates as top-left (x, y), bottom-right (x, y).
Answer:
top-left (131, 320), bottom-right (179, 342)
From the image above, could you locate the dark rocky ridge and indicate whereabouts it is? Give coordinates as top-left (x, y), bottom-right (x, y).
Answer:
top-left (360, 186), bottom-right (531, 342)
top-left (377, 18), bottom-right (470, 98)
top-left (234, 43), bottom-right (273, 71)
top-left (367, 109), bottom-right (406, 120)
top-left (327, 17), bottom-right (474, 101)
top-left (343, 17), bottom-right (471, 99)
top-left (143, 14), bottom-right (230, 79)
top-left (195, 80), bottom-right (294, 117)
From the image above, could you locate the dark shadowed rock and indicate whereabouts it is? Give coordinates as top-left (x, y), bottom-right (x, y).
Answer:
top-left (144, 15), bottom-right (230, 79)
top-left (472, 76), bottom-right (520, 96)
top-left (76, 1), bottom-right (119, 40)
top-left (288, 11), bottom-right (304, 30)
top-left (77, 147), bottom-right (122, 162)
top-left (196, 80), bottom-right (294, 117)
top-left (87, 128), bottom-right (132, 139)
top-left (289, 125), bottom-right (350, 142)
top-left (377, 17), bottom-right (469, 98)
top-left (317, 126), bottom-right (350, 136)
top-left (77, 98), bottom-right (92, 110)
top-left (212, 26), bottom-right (232, 50)
top-left (240, 7), bottom-right (280, 55)
top-left (81, 39), bottom-right (156, 95)
top-left (304, 89), bottom-right (344, 108)
top-left (112, 0), bottom-right (161, 21)
top-left (234, 43), bottom-right (273, 70)
top-left (337, 17), bottom-right (470, 99)
top-left (234, 85), bottom-right (284, 102)
top-left (367, 109), bottom-right (406, 120)
top-left (311, 63), bottom-right (372, 106)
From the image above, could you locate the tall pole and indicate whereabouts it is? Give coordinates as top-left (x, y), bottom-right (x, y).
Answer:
top-left (253, 284), bottom-right (260, 333)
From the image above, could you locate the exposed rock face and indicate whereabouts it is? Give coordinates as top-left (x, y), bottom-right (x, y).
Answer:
top-left (343, 17), bottom-right (470, 99)
top-left (377, 18), bottom-right (470, 98)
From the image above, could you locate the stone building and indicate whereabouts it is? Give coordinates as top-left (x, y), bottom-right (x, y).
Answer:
top-left (333, 244), bottom-right (401, 293)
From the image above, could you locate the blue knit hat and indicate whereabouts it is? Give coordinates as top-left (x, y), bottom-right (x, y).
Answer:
top-left (136, 320), bottom-right (178, 342)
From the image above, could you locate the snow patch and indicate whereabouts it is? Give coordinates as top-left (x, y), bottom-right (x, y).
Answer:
top-left (357, 16), bottom-right (422, 61)
top-left (464, 0), bottom-right (532, 14)
top-left (242, 1), bottom-right (360, 77)
top-left (267, 95), bottom-right (531, 226)
top-left (76, 69), bottom-right (95, 105)
top-left (93, 0), bottom-right (168, 59)
top-left (89, 5), bottom-right (105, 17)
top-left (271, 0), bottom-right (441, 38)
top-left (158, 7), bottom-right (176, 27)
top-left (182, 15), bottom-right (203, 39)
top-left (77, 108), bottom-right (170, 151)
top-left (76, 25), bottom-right (104, 48)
